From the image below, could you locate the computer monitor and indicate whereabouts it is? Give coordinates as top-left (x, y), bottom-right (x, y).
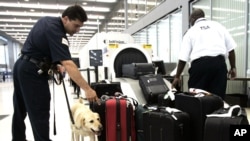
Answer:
top-left (152, 60), bottom-right (166, 75)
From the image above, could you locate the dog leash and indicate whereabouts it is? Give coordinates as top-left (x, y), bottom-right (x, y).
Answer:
top-left (60, 73), bottom-right (75, 125)
top-left (52, 75), bottom-right (57, 135)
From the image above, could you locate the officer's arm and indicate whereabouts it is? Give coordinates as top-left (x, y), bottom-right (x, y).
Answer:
top-left (228, 50), bottom-right (236, 79)
top-left (171, 60), bottom-right (186, 89)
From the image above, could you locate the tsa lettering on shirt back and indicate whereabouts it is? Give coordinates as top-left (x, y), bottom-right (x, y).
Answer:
top-left (200, 25), bottom-right (210, 30)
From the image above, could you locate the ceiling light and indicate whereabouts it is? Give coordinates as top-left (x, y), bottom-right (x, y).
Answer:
top-left (84, 21), bottom-right (101, 25)
top-left (1, 29), bottom-right (30, 32)
top-left (127, 1), bottom-right (159, 6)
top-left (118, 9), bottom-right (146, 14)
top-left (0, 2), bottom-right (110, 12)
top-left (0, 11), bottom-right (105, 19)
top-left (0, 24), bottom-right (33, 28)
top-left (107, 22), bottom-right (124, 25)
top-left (1, 18), bottom-right (37, 23)
top-left (112, 16), bottom-right (138, 21)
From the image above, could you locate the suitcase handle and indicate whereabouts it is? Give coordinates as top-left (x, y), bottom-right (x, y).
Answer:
top-left (157, 106), bottom-right (181, 120)
top-left (100, 94), bottom-right (139, 108)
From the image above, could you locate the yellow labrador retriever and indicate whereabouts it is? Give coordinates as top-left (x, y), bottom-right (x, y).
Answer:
top-left (71, 98), bottom-right (103, 141)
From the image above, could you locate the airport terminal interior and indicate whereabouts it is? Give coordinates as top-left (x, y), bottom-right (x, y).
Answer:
top-left (1, 0), bottom-right (250, 141)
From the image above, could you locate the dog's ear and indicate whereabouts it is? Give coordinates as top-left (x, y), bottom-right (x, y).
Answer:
top-left (81, 118), bottom-right (85, 126)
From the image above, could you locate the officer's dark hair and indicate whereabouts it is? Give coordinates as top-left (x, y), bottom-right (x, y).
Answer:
top-left (189, 8), bottom-right (205, 26)
top-left (62, 4), bottom-right (88, 22)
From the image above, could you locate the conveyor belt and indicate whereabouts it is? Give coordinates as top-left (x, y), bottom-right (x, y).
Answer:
top-left (113, 77), bottom-right (172, 105)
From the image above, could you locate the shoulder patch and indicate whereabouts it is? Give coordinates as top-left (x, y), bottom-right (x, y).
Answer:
top-left (62, 38), bottom-right (69, 46)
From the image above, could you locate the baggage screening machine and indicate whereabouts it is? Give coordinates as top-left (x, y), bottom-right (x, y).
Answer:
top-left (79, 32), bottom-right (153, 104)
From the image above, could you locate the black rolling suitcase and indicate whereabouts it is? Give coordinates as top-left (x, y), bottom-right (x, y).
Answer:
top-left (134, 105), bottom-right (147, 141)
top-left (90, 81), bottom-right (122, 97)
top-left (175, 92), bottom-right (224, 141)
top-left (139, 74), bottom-right (169, 104)
top-left (134, 105), bottom-right (157, 141)
top-left (204, 105), bottom-right (249, 141)
top-left (143, 107), bottom-right (191, 141)
top-left (122, 63), bottom-right (155, 79)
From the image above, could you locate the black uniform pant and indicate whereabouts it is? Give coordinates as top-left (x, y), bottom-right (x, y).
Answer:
top-left (188, 55), bottom-right (228, 99)
top-left (12, 58), bottom-right (52, 141)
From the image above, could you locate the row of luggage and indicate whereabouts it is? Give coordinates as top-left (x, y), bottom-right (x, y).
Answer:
top-left (88, 77), bottom-right (249, 141)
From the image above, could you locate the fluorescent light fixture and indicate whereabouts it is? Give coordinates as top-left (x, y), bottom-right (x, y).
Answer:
top-left (0, 18), bottom-right (102, 26)
top-left (94, 0), bottom-right (117, 2)
top-left (82, 26), bottom-right (98, 30)
top-left (127, 0), bottom-right (159, 6)
top-left (0, 24), bottom-right (33, 28)
top-left (112, 16), bottom-right (138, 21)
top-left (0, 2), bottom-right (110, 12)
top-left (1, 29), bottom-right (31, 32)
top-left (84, 21), bottom-right (101, 25)
top-left (118, 9), bottom-right (147, 14)
top-left (78, 30), bottom-right (96, 33)
top-left (107, 27), bottom-right (125, 30)
top-left (0, 11), bottom-right (105, 19)
top-left (107, 22), bottom-right (124, 25)
top-left (67, 34), bottom-right (93, 37)
top-left (0, 11), bottom-right (60, 17)
top-left (7, 33), bottom-right (29, 36)
top-left (1, 18), bottom-right (37, 23)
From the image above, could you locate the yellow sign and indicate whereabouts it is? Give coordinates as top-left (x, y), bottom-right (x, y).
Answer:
top-left (143, 44), bottom-right (152, 49)
top-left (108, 43), bottom-right (119, 48)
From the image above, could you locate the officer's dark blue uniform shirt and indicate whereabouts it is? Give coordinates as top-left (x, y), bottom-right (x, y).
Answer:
top-left (22, 16), bottom-right (71, 63)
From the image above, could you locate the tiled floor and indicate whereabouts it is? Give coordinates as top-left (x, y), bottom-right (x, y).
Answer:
top-left (0, 78), bottom-right (250, 141)
top-left (0, 78), bottom-right (79, 141)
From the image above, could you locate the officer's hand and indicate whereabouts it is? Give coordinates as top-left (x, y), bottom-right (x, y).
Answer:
top-left (171, 77), bottom-right (181, 89)
top-left (228, 68), bottom-right (236, 80)
top-left (85, 88), bottom-right (101, 105)
top-left (56, 64), bottom-right (66, 75)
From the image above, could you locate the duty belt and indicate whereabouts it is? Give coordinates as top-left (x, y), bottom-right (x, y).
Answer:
top-left (21, 54), bottom-right (40, 65)
top-left (21, 54), bottom-right (51, 74)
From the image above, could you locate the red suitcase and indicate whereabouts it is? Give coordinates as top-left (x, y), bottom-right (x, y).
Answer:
top-left (105, 98), bottom-right (136, 141)
top-left (90, 96), bottom-right (136, 141)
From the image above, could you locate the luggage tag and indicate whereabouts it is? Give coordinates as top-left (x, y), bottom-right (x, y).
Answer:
top-left (158, 106), bottom-right (181, 120)
top-left (163, 89), bottom-right (177, 100)
top-left (189, 88), bottom-right (212, 97)
top-left (206, 105), bottom-right (242, 118)
top-left (114, 92), bottom-right (139, 109)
